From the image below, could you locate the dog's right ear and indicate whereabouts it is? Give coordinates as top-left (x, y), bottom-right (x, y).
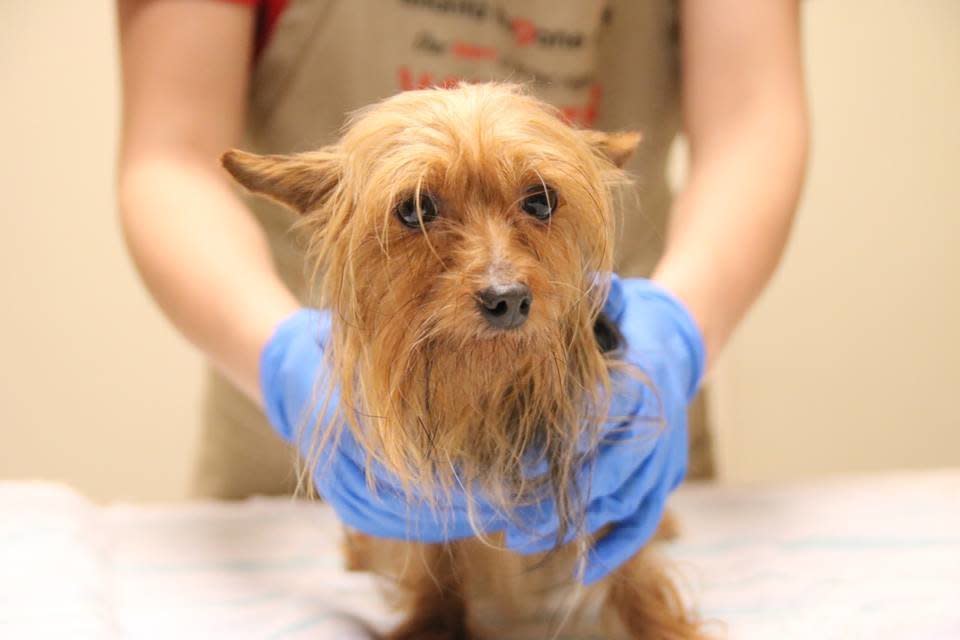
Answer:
top-left (220, 148), bottom-right (342, 214)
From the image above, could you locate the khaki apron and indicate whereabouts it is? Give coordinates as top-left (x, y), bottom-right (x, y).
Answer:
top-left (191, 0), bottom-right (714, 499)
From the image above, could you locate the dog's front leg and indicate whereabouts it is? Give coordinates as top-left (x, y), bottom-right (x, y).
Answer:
top-left (383, 541), bottom-right (477, 640)
top-left (605, 547), bottom-right (707, 640)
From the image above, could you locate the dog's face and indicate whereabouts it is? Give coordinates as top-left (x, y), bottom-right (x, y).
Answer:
top-left (224, 84), bottom-right (637, 517)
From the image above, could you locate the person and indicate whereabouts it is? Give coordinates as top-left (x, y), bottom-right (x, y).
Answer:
top-left (116, 0), bottom-right (807, 534)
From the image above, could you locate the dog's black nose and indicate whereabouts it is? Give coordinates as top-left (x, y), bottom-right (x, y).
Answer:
top-left (477, 284), bottom-right (532, 330)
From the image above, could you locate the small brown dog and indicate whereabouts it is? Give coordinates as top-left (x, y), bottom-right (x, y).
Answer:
top-left (223, 83), bottom-right (703, 639)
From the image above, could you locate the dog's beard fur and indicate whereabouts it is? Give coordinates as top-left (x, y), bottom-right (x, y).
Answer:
top-left (223, 82), bottom-right (641, 546)
top-left (335, 293), bottom-right (610, 542)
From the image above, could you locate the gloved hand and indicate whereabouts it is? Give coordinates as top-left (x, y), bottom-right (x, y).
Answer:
top-left (569, 275), bottom-right (704, 582)
top-left (260, 308), bottom-right (499, 541)
top-left (259, 274), bottom-right (704, 585)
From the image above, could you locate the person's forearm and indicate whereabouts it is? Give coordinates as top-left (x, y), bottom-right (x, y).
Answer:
top-left (660, 0), bottom-right (808, 366)
top-left (652, 113), bottom-right (808, 364)
top-left (118, 154), bottom-right (299, 401)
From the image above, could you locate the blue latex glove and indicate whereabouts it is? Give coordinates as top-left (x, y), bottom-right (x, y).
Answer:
top-left (261, 311), bottom-right (500, 542)
top-left (260, 275), bottom-right (704, 584)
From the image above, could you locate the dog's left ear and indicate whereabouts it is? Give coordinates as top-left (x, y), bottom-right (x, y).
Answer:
top-left (580, 130), bottom-right (642, 168)
top-left (220, 148), bottom-right (342, 214)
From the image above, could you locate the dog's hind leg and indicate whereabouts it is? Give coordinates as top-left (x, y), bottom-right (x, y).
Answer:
top-left (604, 548), bottom-right (708, 640)
top-left (384, 543), bottom-right (478, 640)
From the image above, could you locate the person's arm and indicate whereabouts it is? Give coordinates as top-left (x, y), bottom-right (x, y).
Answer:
top-left (117, 0), bottom-right (299, 400)
top-left (652, 0), bottom-right (809, 365)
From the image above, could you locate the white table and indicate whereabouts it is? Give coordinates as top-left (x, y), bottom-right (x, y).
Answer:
top-left (2, 471), bottom-right (958, 639)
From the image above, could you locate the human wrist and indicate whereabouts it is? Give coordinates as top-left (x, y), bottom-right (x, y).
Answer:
top-left (649, 260), bottom-right (716, 367)
top-left (641, 279), bottom-right (706, 401)
top-left (217, 287), bottom-right (300, 404)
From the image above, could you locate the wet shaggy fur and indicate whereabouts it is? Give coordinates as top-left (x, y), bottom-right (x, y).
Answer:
top-left (223, 83), bottom-right (706, 639)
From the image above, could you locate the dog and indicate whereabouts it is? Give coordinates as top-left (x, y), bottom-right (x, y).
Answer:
top-left (222, 83), bottom-right (704, 639)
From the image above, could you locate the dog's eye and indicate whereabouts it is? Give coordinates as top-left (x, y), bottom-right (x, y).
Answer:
top-left (396, 192), bottom-right (439, 229)
top-left (521, 186), bottom-right (557, 221)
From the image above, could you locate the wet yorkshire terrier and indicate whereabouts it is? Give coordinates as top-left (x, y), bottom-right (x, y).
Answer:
top-left (223, 83), bottom-right (704, 639)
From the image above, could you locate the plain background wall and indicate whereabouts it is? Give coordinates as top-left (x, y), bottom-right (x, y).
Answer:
top-left (708, 0), bottom-right (960, 481)
top-left (0, 1), bottom-right (957, 501)
top-left (0, 0), bottom-right (203, 500)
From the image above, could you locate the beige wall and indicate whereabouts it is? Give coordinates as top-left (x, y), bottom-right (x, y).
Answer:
top-left (0, 1), bottom-right (957, 501)
top-left (710, 0), bottom-right (960, 481)
top-left (0, 1), bottom-right (203, 501)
